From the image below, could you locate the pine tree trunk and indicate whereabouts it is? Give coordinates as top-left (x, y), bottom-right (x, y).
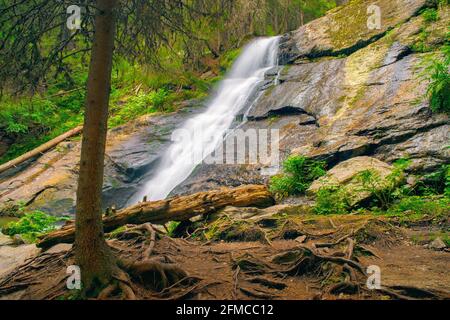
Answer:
top-left (74, 0), bottom-right (118, 294)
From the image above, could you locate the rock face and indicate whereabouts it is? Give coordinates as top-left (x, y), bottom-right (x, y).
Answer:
top-left (175, 0), bottom-right (449, 195)
top-left (278, 0), bottom-right (428, 64)
top-left (0, 102), bottom-right (205, 216)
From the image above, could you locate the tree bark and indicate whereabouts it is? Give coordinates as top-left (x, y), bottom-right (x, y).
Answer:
top-left (74, 0), bottom-right (118, 294)
top-left (38, 185), bottom-right (275, 249)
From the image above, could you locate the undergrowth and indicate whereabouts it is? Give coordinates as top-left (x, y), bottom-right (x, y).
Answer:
top-left (0, 56), bottom-right (220, 165)
top-left (2, 210), bottom-right (69, 243)
top-left (269, 155), bottom-right (327, 200)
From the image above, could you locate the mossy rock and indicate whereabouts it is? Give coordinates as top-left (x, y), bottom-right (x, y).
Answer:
top-left (308, 156), bottom-right (394, 206)
top-left (284, 0), bottom-right (429, 61)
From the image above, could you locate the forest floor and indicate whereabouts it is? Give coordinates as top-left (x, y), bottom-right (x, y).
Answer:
top-left (0, 212), bottom-right (449, 300)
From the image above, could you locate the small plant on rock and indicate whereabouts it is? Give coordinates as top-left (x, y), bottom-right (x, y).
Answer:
top-left (356, 159), bottom-right (411, 210)
top-left (269, 155), bottom-right (327, 200)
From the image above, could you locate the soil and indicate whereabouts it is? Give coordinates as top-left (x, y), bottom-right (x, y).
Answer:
top-left (0, 213), bottom-right (448, 300)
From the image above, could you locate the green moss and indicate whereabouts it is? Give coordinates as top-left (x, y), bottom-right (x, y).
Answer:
top-left (327, 0), bottom-right (370, 50)
top-left (107, 226), bottom-right (127, 239)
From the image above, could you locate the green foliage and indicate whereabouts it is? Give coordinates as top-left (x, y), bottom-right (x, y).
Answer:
top-left (2, 211), bottom-right (68, 243)
top-left (421, 45), bottom-right (450, 114)
top-left (415, 165), bottom-right (450, 196)
top-left (411, 27), bottom-right (431, 53)
top-left (356, 159), bottom-right (411, 210)
top-left (311, 156), bottom-right (450, 220)
top-left (108, 89), bottom-right (169, 128)
top-left (270, 155), bottom-right (327, 199)
top-left (314, 186), bottom-right (350, 215)
top-left (421, 8), bottom-right (439, 23)
top-left (0, 57), bottom-right (212, 165)
top-left (219, 48), bottom-right (242, 73)
top-left (167, 221), bottom-right (181, 237)
top-left (387, 196), bottom-right (449, 216)
top-left (382, 196), bottom-right (450, 225)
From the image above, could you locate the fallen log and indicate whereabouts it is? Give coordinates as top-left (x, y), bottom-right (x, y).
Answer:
top-left (0, 126), bottom-right (83, 175)
top-left (37, 184), bottom-right (275, 249)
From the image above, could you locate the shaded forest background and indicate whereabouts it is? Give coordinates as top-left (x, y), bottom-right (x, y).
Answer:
top-left (0, 0), bottom-right (339, 165)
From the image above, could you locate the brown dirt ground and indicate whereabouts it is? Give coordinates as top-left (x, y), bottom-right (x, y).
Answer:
top-left (0, 215), bottom-right (449, 300)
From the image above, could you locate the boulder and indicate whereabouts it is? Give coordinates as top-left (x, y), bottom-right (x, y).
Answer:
top-left (429, 237), bottom-right (447, 251)
top-left (0, 243), bottom-right (41, 279)
top-left (307, 156), bottom-right (394, 205)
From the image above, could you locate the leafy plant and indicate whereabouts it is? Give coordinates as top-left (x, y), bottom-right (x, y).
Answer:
top-left (415, 165), bottom-right (450, 196)
top-left (270, 155), bottom-right (327, 199)
top-left (167, 221), bottom-right (181, 237)
top-left (314, 185), bottom-right (350, 215)
top-left (356, 159), bottom-right (411, 210)
top-left (420, 45), bottom-right (450, 114)
top-left (411, 27), bottom-right (431, 53)
top-left (2, 211), bottom-right (69, 243)
top-left (421, 8), bottom-right (439, 23)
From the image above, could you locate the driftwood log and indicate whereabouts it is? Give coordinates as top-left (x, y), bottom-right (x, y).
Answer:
top-left (37, 184), bottom-right (275, 249)
top-left (0, 126), bottom-right (83, 175)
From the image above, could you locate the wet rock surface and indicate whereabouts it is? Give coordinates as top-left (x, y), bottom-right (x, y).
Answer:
top-left (0, 101), bottom-right (205, 216)
top-left (175, 4), bottom-right (449, 195)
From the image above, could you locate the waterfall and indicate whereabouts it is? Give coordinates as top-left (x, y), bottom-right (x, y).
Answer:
top-left (129, 37), bottom-right (280, 203)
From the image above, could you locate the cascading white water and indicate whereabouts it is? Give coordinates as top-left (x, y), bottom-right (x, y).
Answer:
top-left (129, 37), bottom-right (280, 203)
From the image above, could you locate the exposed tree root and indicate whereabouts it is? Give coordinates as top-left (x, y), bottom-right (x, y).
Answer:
top-left (246, 276), bottom-right (287, 290)
top-left (96, 223), bottom-right (198, 299)
top-left (1, 218), bottom-right (448, 301)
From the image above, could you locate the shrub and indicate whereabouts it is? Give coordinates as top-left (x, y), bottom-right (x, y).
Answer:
top-left (356, 159), bottom-right (411, 210)
top-left (421, 45), bottom-right (450, 114)
top-left (167, 221), bottom-right (181, 237)
top-left (415, 165), bottom-right (450, 196)
top-left (421, 8), bottom-right (439, 23)
top-left (2, 211), bottom-right (68, 243)
top-left (108, 88), bottom-right (170, 127)
top-left (269, 155), bottom-right (326, 199)
top-left (314, 186), bottom-right (351, 215)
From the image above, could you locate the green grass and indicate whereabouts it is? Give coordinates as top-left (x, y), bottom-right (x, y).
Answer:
top-left (377, 196), bottom-right (450, 226)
